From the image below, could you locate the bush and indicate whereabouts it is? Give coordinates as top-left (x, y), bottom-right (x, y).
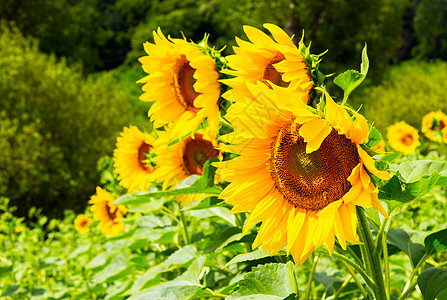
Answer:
top-left (354, 60), bottom-right (447, 134)
top-left (0, 24), bottom-right (141, 216)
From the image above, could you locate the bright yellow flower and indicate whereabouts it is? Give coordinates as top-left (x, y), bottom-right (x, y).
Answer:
top-left (15, 226), bottom-right (25, 233)
top-left (421, 110), bottom-right (447, 143)
top-left (387, 121), bottom-right (421, 155)
top-left (216, 83), bottom-right (391, 265)
top-left (138, 28), bottom-right (221, 140)
top-left (114, 126), bottom-right (156, 192)
top-left (221, 24), bottom-right (313, 104)
top-left (74, 214), bottom-right (92, 234)
top-left (152, 130), bottom-right (221, 206)
top-left (89, 187), bottom-right (127, 237)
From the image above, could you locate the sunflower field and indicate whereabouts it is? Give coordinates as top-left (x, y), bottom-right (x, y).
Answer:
top-left (2, 1), bottom-right (447, 300)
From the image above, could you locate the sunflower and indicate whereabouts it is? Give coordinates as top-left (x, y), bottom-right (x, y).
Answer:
top-left (138, 28), bottom-right (221, 139)
top-left (152, 130), bottom-right (221, 206)
top-left (114, 126), bottom-right (157, 193)
top-left (89, 187), bottom-right (127, 237)
top-left (421, 110), bottom-right (447, 143)
top-left (216, 83), bottom-right (391, 265)
top-left (74, 214), bottom-right (92, 234)
top-left (387, 121), bottom-right (421, 155)
top-left (221, 24), bottom-right (314, 104)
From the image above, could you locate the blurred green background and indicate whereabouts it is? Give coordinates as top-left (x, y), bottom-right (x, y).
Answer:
top-left (1, 0), bottom-right (447, 217)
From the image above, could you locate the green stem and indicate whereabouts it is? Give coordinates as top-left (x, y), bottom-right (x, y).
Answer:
top-left (345, 245), bottom-right (363, 267)
top-left (161, 206), bottom-right (180, 223)
top-left (356, 207), bottom-right (387, 300)
top-left (333, 275), bottom-right (352, 300)
top-left (400, 253), bottom-right (429, 299)
top-left (305, 253), bottom-right (320, 300)
top-left (178, 206), bottom-right (190, 245)
top-left (339, 260), bottom-right (370, 299)
top-left (330, 252), bottom-right (375, 293)
top-left (382, 220), bottom-right (391, 300)
top-left (287, 261), bottom-right (299, 298)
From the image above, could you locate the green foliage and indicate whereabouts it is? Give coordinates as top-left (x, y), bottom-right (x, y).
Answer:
top-left (0, 25), bottom-right (140, 215)
top-left (417, 267), bottom-right (447, 300)
top-left (357, 60), bottom-right (447, 134)
top-left (0, 1), bottom-right (110, 72)
top-left (413, 0), bottom-right (447, 60)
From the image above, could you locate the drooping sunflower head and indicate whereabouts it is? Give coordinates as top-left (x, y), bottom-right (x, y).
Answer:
top-left (421, 110), bottom-right (447, 143)
top-left (113, 126), bottom-right (157, 193)
top-left (152, 130), bottom-right (221, 206)
top-left (216, 83), bottom-right (390, 265)
top-left (387, 121), bottom-right (421, 155)
top-left (74, 214), bottom-right (92, 234)
top-left (138, 28), bottom-right (221, 140)
top-left (89, 187), bottom-right (127, 237)
top-left (221, 24), bottom-right (318, 105)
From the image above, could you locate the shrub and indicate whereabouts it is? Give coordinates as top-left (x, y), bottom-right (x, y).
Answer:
top-left (354, 60), bottom-right (447, 134)
top-left (0, 24), bottom-right (141, 216)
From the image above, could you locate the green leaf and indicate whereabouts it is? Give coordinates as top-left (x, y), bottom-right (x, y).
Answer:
top-left (424, 228), bottom-right (447, 256)
top-left (379, 160), bottom-right (447, 204)
top-left (1, 284), bottom-right (19, 297)
top-left (417, 268), bottom-right (447, 300)
top-left (86, 252), bottom-right (110, 269)
top-left (334, 44), bottom-right (368, 103)
top-left (366, 125), bottom-right (383, 148)
top-left (128, 256), bottom-right (206, 300)
top-left (68, 244), bottom-right (91, 259)
top-left (0, 266), bottom-right (12, 278)
top-left (92, 252), bottom-right (132, 284)
top-left (115, 158), bottom-right (221, 206)
top-left (126, 246), bottom-right (197, 295)
top-left (396, 160), bottom-right (447, 183)
top-left (386, 228), bottom-right (426, 267)
top-left (228, 262), bottom-right (298, 300)
top-left (224, 250), bottom-right (271, 268)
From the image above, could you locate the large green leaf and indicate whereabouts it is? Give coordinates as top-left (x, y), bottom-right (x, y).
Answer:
top-left (379, 160), bottom-right (447, 203)
top-left (227, 262), bottom-right (298, 300)
top-left (366, 125), bottom-right (383, 148)
top-left (115, 158), bottom-right (221, 206)
top-left (92, 252), bottom-right (132, 284)
top-left (386, 228), bottom-right (426, 267)
top-left (224, 250), bottom-right (271, 268)
top-left (126, 246), bottom-right (197, 295)
top-left (128, 256), bottom-right (206, 300)
top-left (417, 268), bottom-right (447, 300)
top-left (424, 228), bottom-right (447, 256)
top-left (334, 44), bottom-right (369, 103)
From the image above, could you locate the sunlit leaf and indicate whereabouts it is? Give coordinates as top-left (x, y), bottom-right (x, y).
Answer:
top-left (224, 250), bottom-right (271, 268)
top-left (334, 44), bottom-right (368, 103)
top-left (128, 256), bottom-right (206, 300)
top-left (227, 262), bottom-right (298, 300)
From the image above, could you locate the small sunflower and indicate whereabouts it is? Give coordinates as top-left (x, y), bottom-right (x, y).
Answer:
top-left (114, 126), bottom-right (157, 193)
top-left (216, 83), bottom-right (391, 265)
top-left (387, 121), bottom-right (421, 155)
top-left (221, 24), bottom-right (314, 104)
top-left (421, 110), bottom-right (447, 143)
top-left (89, 187), bottom-right (127, 237)
top-left (74, 214), bottom-right (92, 234)
top-left (138, 28), bottom-right (221, 139)
top-left (153, 130), bottom-right (221, 206)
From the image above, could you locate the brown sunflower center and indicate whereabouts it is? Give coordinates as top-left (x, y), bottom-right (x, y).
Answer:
top-left (261, 52), bottom-right (290, 89)
top-left (183, 134), bottom-right (220, 175)
top-left (138, 142), bottom-right (154, 172)
top-left (269, 121), bottom-right (360, 211)
top-left (173, 55), bottom-right (201, 112)
top-left (106, 204), bottom-right (117, 221)
top-left (401, 134), bottom-right (414, 145)
top-left (440, 119), bottom-right (446, 130)
top-left (80, 219), bottom-right (89, 227)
